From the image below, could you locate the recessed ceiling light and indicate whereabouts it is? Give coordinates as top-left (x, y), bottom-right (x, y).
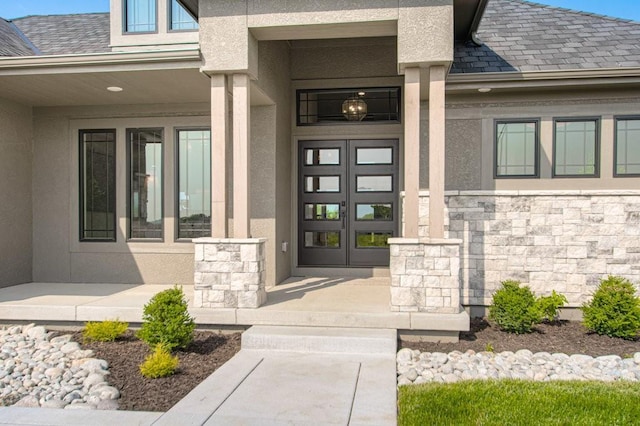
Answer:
top-left (357, 91), bottom-right (366, 96)
top-left (478, 87), bottom-right (492, 93)
top-left (107, 86), bottom-right (123, 92)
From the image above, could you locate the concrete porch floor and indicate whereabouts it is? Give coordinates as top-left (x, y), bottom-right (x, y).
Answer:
top-left (0, 277), bottom-right (469, 332)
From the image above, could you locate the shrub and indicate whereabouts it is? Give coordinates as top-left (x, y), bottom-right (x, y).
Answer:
top-left (489, 280), bottom-right (542, 334)
top-left (82, 319), bottom-right (128, 342)
top-left (581, 276), bottom-right (640, 340)
top-left (139, 344), bottom-right (179, 378)
top-left (536, 290), bottom-right (568, 322)
top-left (137, 286), bottom-right (195, 350)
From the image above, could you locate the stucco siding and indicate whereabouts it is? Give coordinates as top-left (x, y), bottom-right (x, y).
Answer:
top-left (0, 98), bottom-right (32, 287)
top-left (250, 40), bottom-right (292, 286)
top-left (32, 104), bottom-right (209, 285)
top-left (291, 37), bottom-right (397, 80)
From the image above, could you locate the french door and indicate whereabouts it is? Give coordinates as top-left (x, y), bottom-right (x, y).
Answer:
top-left (298, 139), bottom-right (399, 266)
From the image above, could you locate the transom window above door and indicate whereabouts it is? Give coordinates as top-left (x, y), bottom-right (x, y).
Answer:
top-left (297, 87), bottom-right (400, 125)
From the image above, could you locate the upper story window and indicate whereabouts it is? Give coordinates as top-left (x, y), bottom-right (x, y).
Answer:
top-left (170, 0), bottom-right (198, 31)
top-left (615, 117), bottom-right (640, 177)
top-left (494, 120), bottom-right (539, 178)
top-left (553, 118), bottom-right (599, 177)
top-left (297, 88), bottom-right (400, 125)
top-left (125, 0), bottom-right (157, 33)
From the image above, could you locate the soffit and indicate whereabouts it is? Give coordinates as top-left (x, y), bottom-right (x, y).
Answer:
top-left (0, 68), bottom-right (210, 107)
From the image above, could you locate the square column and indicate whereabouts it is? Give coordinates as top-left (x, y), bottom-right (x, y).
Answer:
top-left (211, 74), bottom-right (228, 237)
top-left (232, 73), bottom-right (251, 238)
top-left (193, 238), bottom-right (267, 309)
top-left (403, 67), bottom-right (421, 238)
top-left (428, 65), bottom-right (446, 239)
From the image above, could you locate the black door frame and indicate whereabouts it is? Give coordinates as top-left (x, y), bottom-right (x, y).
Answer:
top-left (297, 139), bottom-right (399, 267)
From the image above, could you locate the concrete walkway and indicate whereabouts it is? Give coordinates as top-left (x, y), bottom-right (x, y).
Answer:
top-left (0, 326), bottom-right (398, 425)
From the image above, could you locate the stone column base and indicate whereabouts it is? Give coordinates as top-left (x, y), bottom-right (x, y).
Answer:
top-left (389, 237), bottom-right (462, 314)
top-left (192, 238), bottom-right (267, 309)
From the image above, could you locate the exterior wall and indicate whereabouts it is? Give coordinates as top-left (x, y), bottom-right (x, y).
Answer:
top-left (198, 0), bottom-right (452, 74)
top-left (0, 98), bottom-right (32, 287)
top-left (444, 92), bottom-right (640, 191)
top-left (32, 103), bottom-right (209, 284)
top-left (249, 40), bottom-right (291, 286)
top-left (109, 0), bottom-right (199, 51)
top-left (290, 37), bottom-right (397, 80)
top-left (418, 191), bottom-right (640, 307)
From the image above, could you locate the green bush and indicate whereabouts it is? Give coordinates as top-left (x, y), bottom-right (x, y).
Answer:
top-left (82, 319), bottom-right (128, 342)
top-left (139, 344), bottom-right (179, 378)
top-left (137, 286), bottom-right (195, 350)
top-left (489, 280), bottom-right (542, 334)
top-left (581, 276), bottom-right (640, 340)
top-left (536, 290), bottom-right (568, 322)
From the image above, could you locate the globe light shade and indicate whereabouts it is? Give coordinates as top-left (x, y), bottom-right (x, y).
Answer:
top-left (342, 97), bottom-right (367, 121)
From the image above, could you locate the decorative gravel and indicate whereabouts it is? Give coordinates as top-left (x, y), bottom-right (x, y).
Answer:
top-left (398, 348), bottom-right (640, 386)
top-left (0, 324), bottom-right (118, 410)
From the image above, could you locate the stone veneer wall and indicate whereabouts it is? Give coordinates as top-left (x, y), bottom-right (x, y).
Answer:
top-left (417, 190), bottom-right (640, 307)
top-left (192, 238), bottom-right (267, 308)
top-left (389, 238), bottom-right (462, 314)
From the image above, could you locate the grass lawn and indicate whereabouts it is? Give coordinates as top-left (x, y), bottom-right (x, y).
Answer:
top-left (398, 380), bottom-right (640, 426)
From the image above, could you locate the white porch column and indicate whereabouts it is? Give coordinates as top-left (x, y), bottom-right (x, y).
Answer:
top-left (428, 65), bottom-right (446, 239)
top-left (403, 67), bottom-right (421, 238)
top-left (211, 74), bottom-right (228, 238)
top-left (232, 73), bottom-right (251, 238)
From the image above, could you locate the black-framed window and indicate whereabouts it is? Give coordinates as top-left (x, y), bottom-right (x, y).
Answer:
top-left (125, 0), bottom-right (157, 33)
top-left (494, 120), bottom-right (539, 178)
top-left (80, 130), bottom-right (116, 242)
top-left (169, 0), bottom-right (198, 30)
top-left (615, 117), bottom-right (640, 177)
top-left (127, 129), bottom-right (163, 239)
top-left (297, 87), bottom-right (400, 125)
top-left (553, 118), bottom-right (599, 177)
top-left (176, 128), bottom-right (211, 239)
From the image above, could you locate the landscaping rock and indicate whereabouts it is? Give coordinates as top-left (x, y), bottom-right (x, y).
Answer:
top-left (398, 349), bottom-right (640, 386)
top-left (0, 324), bottom-right (118, 410)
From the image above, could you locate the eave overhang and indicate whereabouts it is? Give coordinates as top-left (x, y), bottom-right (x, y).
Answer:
top-left (176, 0), bottom-right (489, 42)
top-left (446, 67), bottom-right (640, 93)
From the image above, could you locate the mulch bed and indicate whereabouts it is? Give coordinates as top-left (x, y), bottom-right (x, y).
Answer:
top-left (401, 318), bottom-right (640, 357)
top-left (73, 330), bottom-right (241, 412)
top-left (63, 320), bottom-right (640, 412)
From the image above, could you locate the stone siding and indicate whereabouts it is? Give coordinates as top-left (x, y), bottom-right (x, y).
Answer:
top-left (192, 238), bottom-right (267, 308)
top-left (389, 238), bottom-right (462, 314)
top-left (418, 191), bottom-right (640, 306)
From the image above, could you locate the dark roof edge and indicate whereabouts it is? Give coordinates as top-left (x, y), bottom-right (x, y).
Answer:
top-left (6, 20), bottom-right (41, 55)
top-left (467, 0), bottom-right (489, 41)
top-left (177, 0), bottom-right (198, 21)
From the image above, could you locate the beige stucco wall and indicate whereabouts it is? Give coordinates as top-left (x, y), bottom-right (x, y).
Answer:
top-left (249, 41), bottom-right (292, 286)
top-left (415, 90), bottom-right (640, 192)
top-left (290, 37), bottom-right (397, 81)
top-left (0, 98), bottom-right (32, 287)
top-left (198, 0), bottom-right (453, 74)
top-left (32, 103), bottom-right (209, 284)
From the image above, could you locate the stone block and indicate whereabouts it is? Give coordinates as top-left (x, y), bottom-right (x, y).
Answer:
top-left (240, 243), bottom-right (258, 261)
top-left (400, 275), bottom-right (423, 288)
top-left (207, 290), bottom-right (226, 303)
top-left (390, 287), bottom-right (413, 307)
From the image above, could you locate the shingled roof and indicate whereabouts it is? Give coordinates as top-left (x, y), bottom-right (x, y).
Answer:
top-left (11, 13), bottom-right (110, 56)
top-left (0, 19), bottom-right (36, 56)
top-left (452, 0), bottom-right (640, 73)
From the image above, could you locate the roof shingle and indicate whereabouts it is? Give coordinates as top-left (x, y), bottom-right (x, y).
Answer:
top-left (12, 13), bottom-right (110, 56)
top-left (452, 0), bottom-right (640, 73)
top-left (0, 19), bottom-right (36, 56)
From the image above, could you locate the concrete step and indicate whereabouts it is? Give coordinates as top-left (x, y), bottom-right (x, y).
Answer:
top-left (241, 325), bottom-right (397, 356)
